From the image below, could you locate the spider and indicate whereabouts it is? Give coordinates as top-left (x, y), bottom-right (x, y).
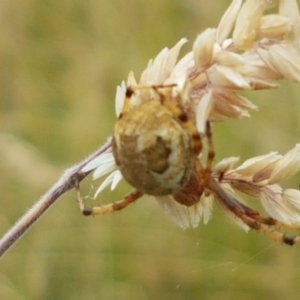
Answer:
top-left (77, 83), bottom-right (300, 246)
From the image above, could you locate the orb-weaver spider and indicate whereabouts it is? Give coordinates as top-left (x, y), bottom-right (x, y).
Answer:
top-left (77, 83), bottom-right (300, 246)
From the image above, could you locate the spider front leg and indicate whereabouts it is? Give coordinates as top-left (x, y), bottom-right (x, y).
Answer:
top-left (237, 212), bottom-right (300, 246)
top-left (75, 178), bottom-right (143, 216)
top-left (208, 176), bottom-right (300, 246)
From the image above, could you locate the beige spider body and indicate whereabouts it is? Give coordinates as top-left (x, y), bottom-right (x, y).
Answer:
top-left (112, 100), bottom-right (194, 196)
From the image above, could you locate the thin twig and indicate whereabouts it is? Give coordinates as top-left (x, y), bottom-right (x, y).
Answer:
top-left (0, 138), bottom-right (112, 257)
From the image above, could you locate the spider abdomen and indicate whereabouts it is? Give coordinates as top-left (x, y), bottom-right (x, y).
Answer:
top-left (112, 101), bottom-right (194, 196)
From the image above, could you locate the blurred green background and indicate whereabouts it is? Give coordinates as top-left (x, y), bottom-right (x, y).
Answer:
top-left (1, 0), bottom-right (300, 299)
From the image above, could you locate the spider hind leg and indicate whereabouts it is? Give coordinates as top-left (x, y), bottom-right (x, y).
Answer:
top-left (75, 177), bottom-right (143, 216)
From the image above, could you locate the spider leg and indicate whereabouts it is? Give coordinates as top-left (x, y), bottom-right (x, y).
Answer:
top-left (204, 121), bottom-right (215, 173)
top-left (242, 210), bottom-right (300, 231)
top-left (208, 176), bottom-right (300, 246)
top-left (237, 213), bottom-right (300, 246)
top-left (199, 121), bottom-right (216, 197)
top-left (152, 85), bottom-right (202, 156)
top-left (75, 178), bottom-right (143, 216)
top-left (163, 100), bottom-right (202, 155)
